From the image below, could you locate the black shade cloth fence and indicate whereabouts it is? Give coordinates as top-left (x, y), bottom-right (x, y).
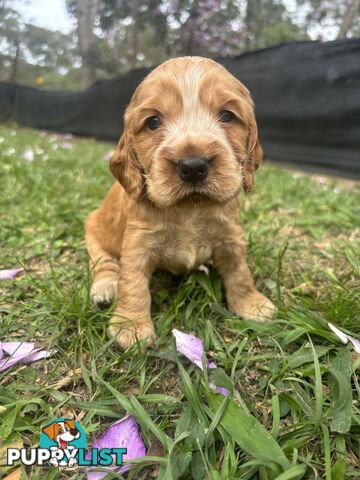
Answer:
top-left (1, 39), bottom-right (359, 178)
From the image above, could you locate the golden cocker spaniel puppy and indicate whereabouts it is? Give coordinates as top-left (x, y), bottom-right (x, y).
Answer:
top-left (85, 56), bottom-right (276, 350)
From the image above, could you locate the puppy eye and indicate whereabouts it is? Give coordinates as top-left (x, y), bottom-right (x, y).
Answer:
top-left (219, 110), bottom-right (234, 122)
top-left (147, 115), bottom-right (161, 131)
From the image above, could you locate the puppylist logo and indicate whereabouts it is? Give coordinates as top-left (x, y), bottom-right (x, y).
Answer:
top-left (7, 418), bottom-right (127, 468)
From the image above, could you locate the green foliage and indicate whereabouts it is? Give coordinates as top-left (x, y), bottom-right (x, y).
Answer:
top-left (0, 0), bottom-right (22, 72)
top-left (0, 2), bottom-right (78, 88)
top-left (0, 0), bottom-right (313, 90)
top-left (245, 0), bottom-right (308, 50)
top-left (2, 1), bottom-right (358, 89)
top-left (0, 125), bottom-right (359, 479)
top-left (206, 392), bottom-right (291, 475)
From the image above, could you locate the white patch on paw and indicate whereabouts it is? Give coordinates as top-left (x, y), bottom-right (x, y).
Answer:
top-left (91, 278), bottom-right (118, 306)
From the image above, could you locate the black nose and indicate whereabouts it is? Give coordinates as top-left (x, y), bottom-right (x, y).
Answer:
top-left (70, 429), bottom-right (78, 436)
top-left (177, 157), bottom-right (208, 184)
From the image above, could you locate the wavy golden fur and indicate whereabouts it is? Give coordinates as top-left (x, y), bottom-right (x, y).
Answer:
top-left (85, 57), bottom-right (275, 350)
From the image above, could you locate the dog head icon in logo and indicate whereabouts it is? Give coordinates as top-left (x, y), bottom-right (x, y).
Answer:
top-left (42, 419), bottom-right (80, 449)
top-left (40, 418), bottom-right (86, 467)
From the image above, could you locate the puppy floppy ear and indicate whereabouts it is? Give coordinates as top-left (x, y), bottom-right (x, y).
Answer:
top-left (42, 422), bottom-right (57, 440)
top-left (109, 129), bottom-right (145, 200)
top-left (242, 117), bottom-right (263, 193)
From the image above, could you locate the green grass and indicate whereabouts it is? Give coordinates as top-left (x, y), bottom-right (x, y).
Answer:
top-left (0, 124), bottom-right (359, 479)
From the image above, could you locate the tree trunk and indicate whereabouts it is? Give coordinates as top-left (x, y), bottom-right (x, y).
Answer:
top-left (76, 0), bottom-right (100, 89)
top-left (244, 0), bottom-right (261, 50)
top-left (131, 0), bottom-right (140, 69)
top-left (337, 0), bottom-right (359, 39)
top-left (9, 40), bottom-right (20, 84)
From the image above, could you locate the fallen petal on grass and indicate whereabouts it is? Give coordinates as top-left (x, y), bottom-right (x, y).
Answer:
top-left (0, 341), bottom-right (54, 372)
top-left (1, 341), bottom-right (34, 356)
top-left (328, 323), bottom-right (360, 353)
top-left (22, 148), bottom-right (34, 161)
top-left (5, 147), bottom-right (15, 155)
top-left (349, 336), bottom-right (360, 354)
top-left (103, 150), bottom-right (114, 161)
top-left (87, 415), bottom-right (146, 479)
top-left (59, 142), bottom-right (73, 150)
top-left (62, 133), bottom-right (73, 140)
top-left (172, 329), bottom-right (229, 395)
top-left (210, 383), bottom-right (229, 396)
top-left (0, 268), bottom-right (24, 280)
top-left (328, 323), bottom-right (348, 344)
top-left (172, 328), bottom-right (214, 369)
top-left (25, 349), bottom-right (54, 362)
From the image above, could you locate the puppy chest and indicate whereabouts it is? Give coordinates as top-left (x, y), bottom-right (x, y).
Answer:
top-left (159, 231), bottom-right (212, 273)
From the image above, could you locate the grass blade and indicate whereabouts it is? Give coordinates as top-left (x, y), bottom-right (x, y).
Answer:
top-left (321, 424), bottom-right (331, 480)
top-left (206, 391), bottom-right (291, 474)
top-left (309, 337), bottom-right (323, 430)
top-left (328, 349), bottom-right (352, 433)
top-left (274, 465), bottom-right (307, 480)
top-left (271, 394), bottom-right (280, 439)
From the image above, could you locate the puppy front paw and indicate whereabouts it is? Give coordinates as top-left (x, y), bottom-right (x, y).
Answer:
top-left (91, 278), bottom-right (118, 306)
top-left (108, 317), bottom-right (156, 350)
top-left (230, 290), bottom-right (276, 322)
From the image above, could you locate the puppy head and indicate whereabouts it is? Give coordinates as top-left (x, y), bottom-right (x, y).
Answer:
top-left (110, 57), bottom-right (262, 207)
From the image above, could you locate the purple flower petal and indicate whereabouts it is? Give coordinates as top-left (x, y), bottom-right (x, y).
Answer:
top-left (0, 356), bottom-right (25, 372)
top-left (328, 323), bottom-right (349, 344)
top-left (347, 335), bottom-right (360, 354)
top-left (87, 415), bottom-right (146, 479)
top-left (62, 133), bottom-right (73, 140)
top-left (172, 329), bottom-right (207, 370)
top-left (0, 341), bottom-right (54, 372)
top-left (210, 383), bottom-right (229, 396)
top-left (328, 323), bottom-right (360, 353)
top-left (1, 342), bottom-right (34, 356)
top-left (59, 142), bottom-right (73, 150)
top-left (172, 329), bottom-right (229, 396)
top-left (25, 348), bottom-right (54, 362)
top-left (0, 341), bottom-right (35, 371)
top-left (0, 268), bottom-right (24, 280)
top-left (103, 150), bottom-right (114, 162)
top-left (23, 148), bottom-right (34, 161)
